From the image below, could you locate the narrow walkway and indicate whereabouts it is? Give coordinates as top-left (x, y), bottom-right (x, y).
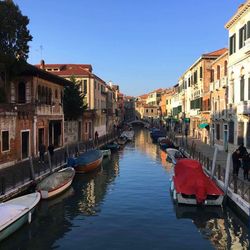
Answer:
top-left (175, 134), bottom-right (250, 185)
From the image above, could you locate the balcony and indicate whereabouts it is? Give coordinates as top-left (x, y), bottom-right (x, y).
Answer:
top-left (237, 101), bottom-right (250, 115)
top-left (245, 38), bottom-right (250, 54)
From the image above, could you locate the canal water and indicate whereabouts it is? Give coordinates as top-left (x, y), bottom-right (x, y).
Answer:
top-left (1, 129), bottom-right (249, 250)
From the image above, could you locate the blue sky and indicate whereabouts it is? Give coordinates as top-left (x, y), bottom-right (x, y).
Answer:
top-left (14, 0), bottom-right (243, 96)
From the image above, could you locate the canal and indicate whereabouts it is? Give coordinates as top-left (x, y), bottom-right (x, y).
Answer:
top-left (1, 129), bottom-right (249, 250)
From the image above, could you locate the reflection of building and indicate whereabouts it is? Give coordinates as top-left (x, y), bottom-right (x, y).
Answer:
top-left (0, 64), bottom-right (67, 166)
top-left (225, 1), bottom-right (250, 151)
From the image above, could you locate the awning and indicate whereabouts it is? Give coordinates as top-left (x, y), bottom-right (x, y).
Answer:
top-left (198, 123), bottom-right (209, 129)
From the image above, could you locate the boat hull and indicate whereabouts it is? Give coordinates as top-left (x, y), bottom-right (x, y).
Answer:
top-left (75, 156), bottom-right (103, 173)
top-left (170, 178), bottom-right (224, 206)
top-left (37, 167), bottom-right (75, 199)
top-left (0, 193), bottom-right (40, 242)
top-left (40, 177), bottom-right (74, 199)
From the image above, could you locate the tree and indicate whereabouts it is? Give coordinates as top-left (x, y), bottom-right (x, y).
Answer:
top-left (63, 76), bottom-right (87, 120)
top-left (0, 0), bottom-right (32, 102)
top-left (0, 0), bottom-right (32, 61)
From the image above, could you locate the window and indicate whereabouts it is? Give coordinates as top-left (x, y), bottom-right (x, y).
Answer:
top-left (200, 67), bottom-right (203, 79)
top-left (146, 109), bottom-right (148, 113)
top-left (83, 80), bottom-right (87, 94)
top-left (229, 34), bottom-right (236, 55)
top-left (151, 109), bottom-right (153, 113)
top-left (2, 131), bottom-right (9, 151)
top-left (210, 69), bottom-right (214, 82)
top-left (247, 21), bottom-right (250, 39)
top-left (239, 25), bottom-right (247, 49)
top-left (240, 76), bottom-right (245, 101)
top-left (166, 100), bottom-right (168, 105)
top-left (55, 89), bottom-right (58, 99)
top-left (224, 61), bottom-right (228, 76)
top-left (216, 124), bottom-right (220, 140)
top-left (194, 71), bottom-right (197, 84)
top-left (18, 82), bottom-right (26, 103)
top-left (217, 65), bottom-right (220, 80)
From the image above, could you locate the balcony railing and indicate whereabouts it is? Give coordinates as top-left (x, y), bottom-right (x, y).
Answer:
top-left (237, 101), bottom-right (250, 115)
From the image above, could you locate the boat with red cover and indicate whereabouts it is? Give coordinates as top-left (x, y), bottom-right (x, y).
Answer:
top-left (170, 159), bottom-right (224, 206)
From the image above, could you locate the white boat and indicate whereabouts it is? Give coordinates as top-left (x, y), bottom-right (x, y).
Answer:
top-left (36, 167), bottom-right (75, 199)
top-left (101, 149), bottom-right (111, 157)
top-left (0, 192), bottom-right (41, 242)
top-left (121, 130), bottom-right (134, 141)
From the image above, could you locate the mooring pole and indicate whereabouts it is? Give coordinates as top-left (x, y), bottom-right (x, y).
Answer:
top-left (224, 152), bottom-right (231, 193)
top-left (211, 147), bottom-right (218, 178)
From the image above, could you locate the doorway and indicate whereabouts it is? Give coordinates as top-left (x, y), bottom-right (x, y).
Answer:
top-left (21, 131), bottom-right (29, 159)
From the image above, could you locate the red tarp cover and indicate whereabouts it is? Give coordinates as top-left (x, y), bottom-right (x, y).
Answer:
top-left (173, 159), bottom-right (224, 203)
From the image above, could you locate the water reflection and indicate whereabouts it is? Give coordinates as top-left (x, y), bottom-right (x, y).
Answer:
top-left (1, 128), bottom-right (249, 250)
top-left (1, 154), bottom-right (120, 250)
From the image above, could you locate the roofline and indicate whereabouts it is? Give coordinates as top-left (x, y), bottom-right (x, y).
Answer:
top-left (225, 1), bottom-right (250, 29)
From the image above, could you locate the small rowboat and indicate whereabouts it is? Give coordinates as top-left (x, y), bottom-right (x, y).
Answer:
top-left (36, 167), bottom-right (75, 199)
top-left (0, 192), bottom-right (41, 241)
top-left (68, 149), bottom-right (103, 174)
top-left (117, 137), bottom-right (127, 145)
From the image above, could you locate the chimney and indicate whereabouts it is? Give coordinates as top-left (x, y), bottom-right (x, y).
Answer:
top-left (40, 59), bottom-right (45, 70)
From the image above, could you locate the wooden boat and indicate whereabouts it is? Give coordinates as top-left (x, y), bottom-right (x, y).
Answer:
top-left (68, 149), bottom-right (103, 173)
top-left (36, 167), bottom-right (75, 199)
top-left (104, 142), bottom-right (120, 151)
top-left (0, 192), bottom-right (41, 241)
top-left (150, 130), bottom-right (166, 143)
top-left (170, 159), bottom-right (224, 206)
top-left (159, 138), bottom-right (177, 150)
top-left (101, 149), bottom-right (111, 157)
top-left (117, 137), bottom-right (127, 145)
top-left (121, 130), bottom-right (134, 141)
top-left (166, 148), bottom-right (187, 165)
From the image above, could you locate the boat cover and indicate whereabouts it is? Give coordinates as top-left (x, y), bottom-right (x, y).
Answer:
top-left (36, 168), bottom-right (75, 191)
top-left (0, 204), bottom-right (28, 228)
top-left (173, 159), bottom-right (224, 203)
top-left (68, 149), bottom-right (102, 167)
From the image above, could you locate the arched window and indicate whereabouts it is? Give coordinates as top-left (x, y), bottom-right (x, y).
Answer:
top-left (18, 82), bottom-right (26, 103)
top-left (55, 89), bottom-right (58, 99)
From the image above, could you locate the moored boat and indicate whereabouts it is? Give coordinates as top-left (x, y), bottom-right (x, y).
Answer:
top-left (103, 142), bottom-right (120, 151)
top-left (36, 167), bottom-right (75, 199)
top-left (166, 148), bottom-right (187, 165)
top-left (117, 137), bottom-right (127, 145)
top-left (101, 149), bottom-right (111, 157)
top-left (0, 192), bottom-right (41, 241)
top-left (121, 130), bottom-right (134, 141)
top-left (170, 159), bottom-right (224, 206)
top-left (150, 130), bottom-right (166, 143)
top-left (68, 149), bottom-right (103, 174)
